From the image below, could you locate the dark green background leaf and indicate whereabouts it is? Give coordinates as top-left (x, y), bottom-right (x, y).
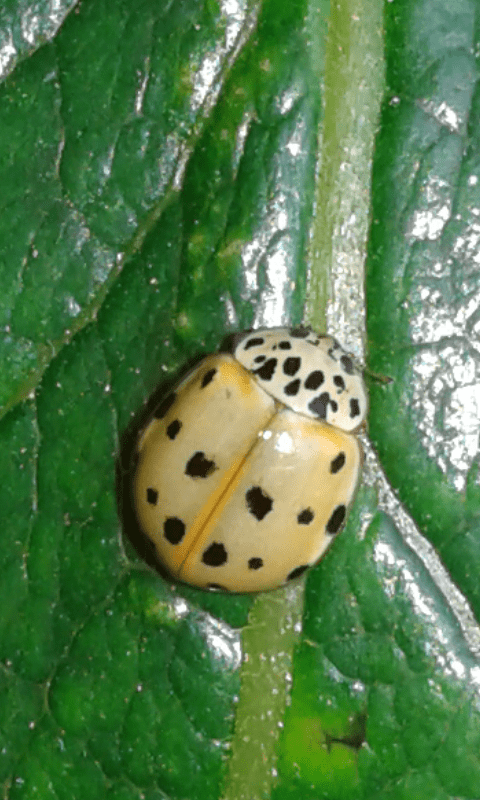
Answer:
top-left (1, 0), bottom-right (480, 799)
top-left (368, 0), bottom-right (480, 613)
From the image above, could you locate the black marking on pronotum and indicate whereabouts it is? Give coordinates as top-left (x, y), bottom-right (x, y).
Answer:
top-left (350, 398), bottom-right (361, 418)
top-left (185, 451), bottom-right (216, 478)
top-left (147, 488), bottom-right (158, 505)
top-left (245, 486), bottom-right (273, 520)
top-left (308, 392), bottom-right (338, 418)
top-left (244, 336), bottom-right (265, 350)
top-left (309, 394), bottom-right (327, 418)
top-left (311, 334), bottom-right (328, 346)
top-left (278, 340), bottom-right (292, 350)
top-left (248, 557), bottom-right (263, 570)
top-left (284, 379), bottom-right (301, 396)
top-left (340, 354), bottom-right (354, 374)
top-left (327, 340), bottom-right (342, 361)
top-left (297, 508), bottom-right (314, 525)
top-left (326, 505), bottom-right (346, 534)
top-left (286, 564), bottom-right (309, 581)
top-left (304, 370), bottom-right (324, 390)
top-left (330, 452), bottom-right (346, 474)
top-left (283, 356), bottom-right (301, 376)
top-left (290, 325), bottom-right (311, 338)
top-left (166, 419), bottom-right (182, 439)
top-left (253, 358), bottom-right (277, 381)
top-left (333, 375), bottom-right (346, 390)
top-left (201, 368), bottom-right (217, 388)
top-left (254, 355), bottom-right (266, 363)
top-left (202, 542), bottom-right (228, 566)
top-left (154, 392), bottom-right (176, 419)
top-left (164, 517), bottom-right (186, 544)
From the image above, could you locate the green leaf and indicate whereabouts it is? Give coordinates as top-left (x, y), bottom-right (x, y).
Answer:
top-left (368, 0), bottom-right (480, 618)
top-left (1, 0), bottom-right (480, 799)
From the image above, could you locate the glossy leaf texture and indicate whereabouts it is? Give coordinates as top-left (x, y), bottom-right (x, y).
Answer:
top-left (0, 1), bottom-right (479, 800)
top-left (368, 0), bottom-right (480, 616)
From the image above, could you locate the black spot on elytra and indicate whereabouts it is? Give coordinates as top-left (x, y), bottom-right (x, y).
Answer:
top-left (297, 508), bottom-right (314, 525)
top-left (290, 325), bottom-right (311, 338)
top-left (154, 392), bottom-right (176, 419)
top-left (245, 486), bottom-right (273, 520)
top-left (279, 340), bottom-right (292, 350)
top-left (350, 398), bottom-right (361, 418)
top-left (284, 379), bottom-right (301, 396)
top-left (253, 358), bottom-right (277, 381)
top-left (248, 557), bottom-right (263, 570)
top-left (330, 452), bottom-right (346, 473)
top-left (202, 542), bottom-right (228, 566)
top-left (146, 488), bottom-right (158, 505)
top-left (304, 370), bottom-right (324, 390)
top-left (283, 356), bottom-right (301, 376)
top-left (287, 564), bottom-right (309, 581)
top-left (326, 505), bottom-right (346, 534)
top-left (185, 451), bottom-right (216, 478)
top-left (254, 355), bottom-right (266, 363)
top-left (201, 368), bottom-right (217, 388)
top-left (164, 517), bottom-right (186, 544)
top-left (333, 375), bottom-right (346, 390)
top-left (340, 354), bottom-right (354, 374)
top-left (244, 336), bottom-right (265, 350)
top-left (166, 419), bottom-right (182, 440)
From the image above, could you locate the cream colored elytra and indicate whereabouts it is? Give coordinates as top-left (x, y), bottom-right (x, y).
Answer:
top-left (134, 328), bottom-right (366, 593)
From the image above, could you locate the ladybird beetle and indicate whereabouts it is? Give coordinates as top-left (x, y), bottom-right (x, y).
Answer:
top-left (133, 326), bottom-right (367, 592)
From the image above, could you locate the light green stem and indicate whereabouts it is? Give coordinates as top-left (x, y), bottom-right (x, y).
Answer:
top-left (306, 0), bottom-right (385, 344)
top-left (223, 1), bottom-right (384, 798)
